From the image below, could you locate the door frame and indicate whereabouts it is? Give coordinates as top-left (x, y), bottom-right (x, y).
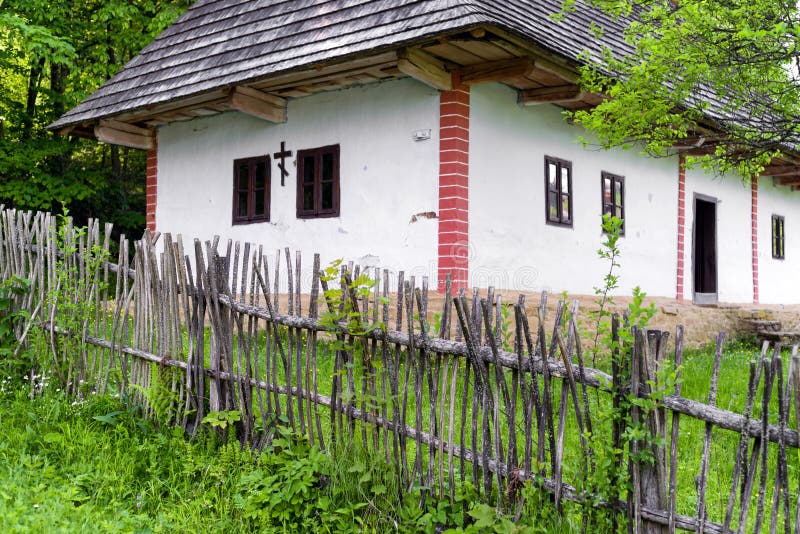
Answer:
top-left (692, 193), bottom-right (719, 306)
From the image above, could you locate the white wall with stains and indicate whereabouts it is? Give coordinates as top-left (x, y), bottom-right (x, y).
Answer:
top-left (758, 178), bottom-right (800, 304)
top-left (156, 78), bottom-right (441, 286)
top-left (681, 167), bottom-right (753, 303)
top-left (469, 83), bottom-right (680, 298)
top-left (156, 77), bottom-right (799, 304)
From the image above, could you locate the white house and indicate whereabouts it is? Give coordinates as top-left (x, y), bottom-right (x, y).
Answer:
top-left (50, 0), bottom-right (800, 305)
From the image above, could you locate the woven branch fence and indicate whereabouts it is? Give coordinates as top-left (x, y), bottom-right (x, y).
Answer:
top-left (1, 207), bottom-right (799, 533)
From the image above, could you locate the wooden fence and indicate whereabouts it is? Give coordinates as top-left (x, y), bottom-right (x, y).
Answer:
top-left (1, 206), bottom-right (799, 533)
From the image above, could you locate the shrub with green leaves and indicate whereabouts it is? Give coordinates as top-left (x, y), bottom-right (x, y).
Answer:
top-left (0, 275), bottom-right (31, 375)
top-left (36, 211), bottom-right (110, 393)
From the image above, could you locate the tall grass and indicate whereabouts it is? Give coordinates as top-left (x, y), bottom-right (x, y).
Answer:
top-left (0, 384), bottom-right (254, 532)
top-left (2, 322), bottom-right (789, 532)
top-left (0, 373), bottom-right (581, 533)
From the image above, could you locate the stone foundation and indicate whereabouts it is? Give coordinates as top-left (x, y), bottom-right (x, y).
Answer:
top-left (277, 290), bottom-right (800, 350)
top-left (428, 291), bottom-right (800, 349)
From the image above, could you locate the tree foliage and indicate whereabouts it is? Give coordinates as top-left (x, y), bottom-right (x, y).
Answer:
top-left (0, 0), bottom-right (189, 236)
top-left (563, 0), bottom-right (800, 177)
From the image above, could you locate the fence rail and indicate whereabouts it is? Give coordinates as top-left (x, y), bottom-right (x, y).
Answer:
top-left (1, 206), bottom-right (798, 532)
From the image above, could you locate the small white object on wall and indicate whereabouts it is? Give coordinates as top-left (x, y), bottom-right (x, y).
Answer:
top-left (412, 129), bottom-right (431, 141)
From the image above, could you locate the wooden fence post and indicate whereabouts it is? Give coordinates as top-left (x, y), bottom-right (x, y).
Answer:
top-left (633, 328), bottom-right (669, 534)
top-left (9, 206), bottom-right (800, 532)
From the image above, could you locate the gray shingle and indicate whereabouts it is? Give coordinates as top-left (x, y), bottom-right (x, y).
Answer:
top-left (50, 0), bottom-right (634, 129)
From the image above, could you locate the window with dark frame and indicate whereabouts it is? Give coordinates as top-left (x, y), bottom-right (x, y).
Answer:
top-left (297, 144), bottom-right (340, 219)
top-left (601, 172), bottom-right (625, 233)
top-left (232, 155), bottom-right (270, 225)
top-left (772, 214), bottom-right (785, 259)
top-left (545, 156), bottom-right (572, 226)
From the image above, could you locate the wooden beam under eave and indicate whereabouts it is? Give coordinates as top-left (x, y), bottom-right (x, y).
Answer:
top-left (685, 145), bottom-right (719, 156)
top-left (460, 57), bottom-right (535, 85)
top-left (762, 164), bottom-right (800, 177)
top-left (532, 57), bottom-right (579, 84)
top-left (397, 48), bottom-right (453, 91)
top-left (65, 125), bottom-right (95, 139)
top-left (518, 85), bottom-right (583, 106)
top-left (228, 86), bottom-right (287, 123)
top-left (94, 120), bottom-right (153, 150)
top-left (115, 89), bottom-right (230, 124)
top-left (777, 176), bottom-right (800, 186)
top-left (482, 26), bottom-right (579, 83)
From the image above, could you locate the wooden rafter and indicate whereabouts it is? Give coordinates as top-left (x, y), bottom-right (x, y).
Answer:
top-left (94, 119), bottom-right (153, 150)
top-left (114, 89), bottom-right (230, 124)
top-left (518, 85), bottom-right (583, 105)
top-left (61, 125), bottom-right (94, 139)
top-left (397, 47), bottom-right (453, 91)
top-left (257, 58), bottom-right (398, 93)
top-left (228, 86), bottom-right (287, 123)
top-left (685, 145), bottom-right (719, 156)
top-left (762, 165), bottom-right (800, 178)
top-left (460, 57), bottom-right (535, 85)
top-left (448, 38), bottom-right (512, 62)
top-left (483, 26), bottom-right (579, 83)
top-left (528, 57), bottom-right (578, 84)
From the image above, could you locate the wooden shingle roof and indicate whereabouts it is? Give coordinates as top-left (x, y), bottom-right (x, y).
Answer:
top-left (50, 0), bottom-right (628, 131)
top-left (52, 0), bottom-right (800, 184)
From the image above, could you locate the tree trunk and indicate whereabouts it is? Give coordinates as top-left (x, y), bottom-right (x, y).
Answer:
top-left (49, 63), bottom-right (68, 118)
top-left (22, 57), bottom-right (46, 139)
top-left (111, 145), bottom-right (122, 177)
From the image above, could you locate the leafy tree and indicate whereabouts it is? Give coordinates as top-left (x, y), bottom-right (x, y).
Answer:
top-left (562, 0), bottom-right (800, 177)
top-left (0, 0), bottom-right (190, 238)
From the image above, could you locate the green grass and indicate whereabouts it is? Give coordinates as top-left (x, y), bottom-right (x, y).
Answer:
top-left (8, 314), bottom-right (792, 532)
top-left (199, 327), bottom-right (797, 531)
top-left (0, 375), bottom-right (579, 533)
top-left (0, 385), bottom-right (255, 532)
top-left (540, 337), bottom-right (799, 530)
top-left (671, 339), bottom-right (798, 528)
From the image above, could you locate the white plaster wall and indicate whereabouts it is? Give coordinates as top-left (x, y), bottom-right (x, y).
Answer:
top-left (157, 78), bottom-right (440, 286)
top-left (156, 77), bottom-right (799, 304)
top-left (757, 178), bottom-right (800, 304)
top-left (680, 168), bottom-right (753, 303)
top-left (469, 83), bottom-right (679, 297)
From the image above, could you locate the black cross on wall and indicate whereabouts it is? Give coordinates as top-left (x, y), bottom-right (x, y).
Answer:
top-left (273, 141), bottom-right (293, 186)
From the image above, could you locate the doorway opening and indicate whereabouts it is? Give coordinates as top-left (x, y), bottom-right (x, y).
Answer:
top-left (693, 195), bottom-right (718, 305)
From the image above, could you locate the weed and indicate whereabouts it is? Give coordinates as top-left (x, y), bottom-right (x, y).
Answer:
top-left (35, 210), bottom-right (110, 393)
top-left (0, 275), bottom-right (32, 375)
top-left (0, 386), bottom-right (252, 532)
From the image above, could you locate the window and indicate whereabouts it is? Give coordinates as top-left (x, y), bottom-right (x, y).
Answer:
top-left (545, 156), bottom-right (572, 226)
top-left (297, 144), bottom-right (340, 218)
top-left (601, 172), bottom-right (625, 233)
top-left (233, 155), bottom-right (270, 224)
top-left (772, 215), bottom-right (785, 259)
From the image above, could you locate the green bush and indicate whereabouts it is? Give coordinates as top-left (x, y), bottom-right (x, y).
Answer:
top-left (0, 275), bottom-right (32, 383)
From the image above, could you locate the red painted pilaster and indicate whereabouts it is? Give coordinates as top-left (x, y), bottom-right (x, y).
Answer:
top-left (438, 82), bottom-right (470, 292)
top-left (146, 135), bottom-right (157, 233)
top-left (676, 155), bottom-right (686, 301)
top-left (751, 175), bottom-right (759, 304)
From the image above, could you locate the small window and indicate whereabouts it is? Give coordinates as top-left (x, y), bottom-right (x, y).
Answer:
top-left (297, 144), bottom-right (340, 218)
top-left (601, 172), bottom-right (625, 233)
top-left (233, 155), bottom-right (270, 225)
top-left (772, 215), bottom-right (785, 259)
top-left (545, 156), bottom-right (572, 226)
